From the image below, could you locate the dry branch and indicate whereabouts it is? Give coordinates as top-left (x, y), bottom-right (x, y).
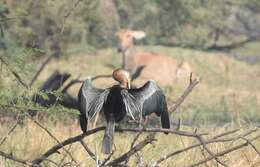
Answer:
top-left (123, 131), bottom-right (143, 166)
top-left (0, 150), bottom-right (37, 167)
top-left (185, 134), bottom-right (260, 167)
top-left (0, 112), bottom-right (22, 146)
top-left (169, 73), bottom-right (200, 113)
top-left (105, 133), bottom-right (156, 166)
top-left (61, 74), bottom-right (111, 93)
top-left (32, 126), bottom-right (203, 165)
top-left (100, 150), bottom-right (115, 167)
top-left (60, 0), bottom-right (82, 34)
top-left (29, 52), bottom-right (57, 87)
top-left (151, 128), bottom-right (259, 167)
top-left (24, 113), bottom-right (79, 166)
top-left (0, 56), bottom-right (29, 89)
top-left (80, 140), bottom-right (101, 165)
top-left (196, 135), bottom-right (228, 167)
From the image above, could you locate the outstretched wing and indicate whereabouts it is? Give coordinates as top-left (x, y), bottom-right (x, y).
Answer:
top-left (121, 80), bottom-right (170, 129)
top-left (78, 79), bottom-right (109, 132)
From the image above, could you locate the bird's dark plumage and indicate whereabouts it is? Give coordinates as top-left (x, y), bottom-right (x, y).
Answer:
top-left (78, 79), bottom-right (109, 132)
top-left (78, 78), bottom-right (170, 154)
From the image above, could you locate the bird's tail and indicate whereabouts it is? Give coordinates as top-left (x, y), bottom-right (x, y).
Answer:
top-left (102, 119), bottom-right (115, 154)
top-left (161, 109), bottom-right (170, 134)
top-left (79, 113), bottom-right (88, 133)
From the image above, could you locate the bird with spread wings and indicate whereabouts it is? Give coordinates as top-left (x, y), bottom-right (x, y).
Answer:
top-left (78, 69), bottom-right (170, 154)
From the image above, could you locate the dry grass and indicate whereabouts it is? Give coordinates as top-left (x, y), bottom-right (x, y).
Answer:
top-left (0, 120), bottom-right (259, 167)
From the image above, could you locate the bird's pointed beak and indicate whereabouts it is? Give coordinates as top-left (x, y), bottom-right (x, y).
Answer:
top-left (127, 78), bottom-right (131, 89)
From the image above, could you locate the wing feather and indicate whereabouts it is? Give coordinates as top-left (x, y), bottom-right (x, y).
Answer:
top-left (122, 80), bottom-right (170, 129)
top-left (78, 79), bottom-right (109, 131)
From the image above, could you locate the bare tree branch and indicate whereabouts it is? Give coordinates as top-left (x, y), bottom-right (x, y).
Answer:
top-left (0, 112), bottom-right (22, 146)
top-left (60, 0), bottom-right (82, 34)
top-left (106, 133), bottom-right (156, 166)
top-left (32, 126), bottom-right (203, 165)
top-left (240, 137), bottom-right (260, 157)
top-left (24, 113), bottom-right (79, 166)
top-left (80, 140), bottom-right (101, 165)
top-left (123, 131), bottom-right (143, 166)
top-left (185, 134), bottom-right (260, 167)
top-left (151, 128), bottom-right (258, 167)
top-left (196, 135), bottom-right (229, 167)
top-left (32, 127), bottom-right (105, 165)
top-left (100, 150), bottom-right (115, 167)
top-left (0, 150), bottom-right (37, 167)
top-left (169, 73), bottom-right (200, 113)
top-left (29, 52), bottom-right (57, 87)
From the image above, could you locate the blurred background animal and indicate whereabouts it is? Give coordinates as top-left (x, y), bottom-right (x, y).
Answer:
top-left (116, 29), bottom-right (193, 85)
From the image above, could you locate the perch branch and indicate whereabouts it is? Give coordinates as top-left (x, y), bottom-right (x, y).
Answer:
top-left (32, 126), bottom-right (202, 165)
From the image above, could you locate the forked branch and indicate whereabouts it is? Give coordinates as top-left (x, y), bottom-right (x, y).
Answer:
top-left (169, 73), bottom-right (200, 113)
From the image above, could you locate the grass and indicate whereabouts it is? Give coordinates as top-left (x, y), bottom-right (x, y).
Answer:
top-left (1, 45), bottom-right (260, 166)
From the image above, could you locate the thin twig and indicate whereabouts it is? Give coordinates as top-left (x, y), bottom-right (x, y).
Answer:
top-left (130, 131), bottom-right (143, 149)
top-left (169, 73), bottom-right (200, 113)
top-left (0, 150), bottom-right (37, 167)
top-left (32, 126), bottom-right (202, 165)
top-left (80, 140), bottom-right (101, 165)
top-left (151, 128), bottom-right (258, 166)
top-left (32, 127), bottom-right (105, 165)
top-left (61, 74), bottom-right (112, 93)
top-left (91, 74), bottom-right (111, 81)
top-left (123, 131), bottom-right (143, 166)
top-left (100, 150), bottom-right (115, 167)
top-left (185, 134), bottom-right (260, 167)
top-left (106, 133), bottom-right (156, 166)
top-left (24, 113), bottom-right (79, 166)
top-left (60, 0), bottom-right (82, 34)
top-left (29, 52), bottom-right (57, 87)
top-left (0, 112), bottom-right (22, 146)
top-left (240, 137), bottom-right (260, 157)
top-left (57, 144), bottom-right (73, 167)
top-left (0, 56), bottom-right (29, 89)
top-left (196, 135), bottom-right (228, 167)
top-left (61, 79), bottom-right (83, 93)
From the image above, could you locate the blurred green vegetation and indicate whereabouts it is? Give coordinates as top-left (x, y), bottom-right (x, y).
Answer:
top-left (1, 0), bottom-right (260, 49)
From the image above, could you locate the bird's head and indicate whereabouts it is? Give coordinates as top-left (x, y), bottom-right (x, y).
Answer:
top-left (112, 68), bottom-right (131, 89)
